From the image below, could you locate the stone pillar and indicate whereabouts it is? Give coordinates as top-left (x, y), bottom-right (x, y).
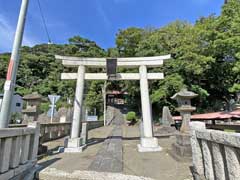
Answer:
top-left (81, 122), bottom-right (88, 145)
top-left (71, 65), bottom-right (85, 138)
top-left (139, 65), bottom-right (153, 138)
top-left (225, 146), bottom-right (240, 179)
top-left (138, 65), bottom-right (161, 152)
top-left (202, 140), bottom-right (214, 179)
top-left (180, 112), bottom-right (191, 133)
top-left (65, 65), bottom-right (86, 153)
top-left (212, 142), bottom-right (226, 180)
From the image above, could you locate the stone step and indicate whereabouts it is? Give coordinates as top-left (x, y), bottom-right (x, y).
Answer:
top-left (38, 168), bottom-right (154, 180)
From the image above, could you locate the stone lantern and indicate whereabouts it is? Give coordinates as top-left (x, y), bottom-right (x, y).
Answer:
top-left (171, 89), bottom-right (198, 159)
top-left (22, 92), bottom-right (42, 123)
top-left (171, 89), bottom-right (198, 133)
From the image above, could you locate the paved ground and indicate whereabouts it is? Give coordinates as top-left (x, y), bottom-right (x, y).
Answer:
top-left (123, 126), bottom-right (192, 180)
top-left (38, 113), bottom-right (192, 180)
top-left (38, 126), bottom-right (114, 173)
top-left (88, 108), bottom-right (124, 173)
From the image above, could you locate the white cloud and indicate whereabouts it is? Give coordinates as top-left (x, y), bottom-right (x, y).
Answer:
top-left (95, 0), bottom-right (111, 30)
top-left (0, 14), bottom-right (36, 52)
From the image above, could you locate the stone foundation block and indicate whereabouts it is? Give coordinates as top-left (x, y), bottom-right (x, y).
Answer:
top-left (172, 142), bottom-right (192, 157)
top-left (64, 145), bottom-right (86, 153)
top-left (170, 133), bottom-right (192, 160)
top-left (138, 137), bottom-right (162, 152)
top-left (175, 133), bottom-right (191, 146)
top-left (64, 137), bottom-right (86, 153)
top-left (65, 137), bottom-right (83, 148)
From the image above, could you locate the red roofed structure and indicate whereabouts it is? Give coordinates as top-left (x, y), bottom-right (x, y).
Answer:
top-left (173, 110), bottom-right (240, 121)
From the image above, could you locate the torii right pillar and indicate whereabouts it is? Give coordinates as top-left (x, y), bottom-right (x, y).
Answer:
top-left (138, 65), bottom-right (162, 152)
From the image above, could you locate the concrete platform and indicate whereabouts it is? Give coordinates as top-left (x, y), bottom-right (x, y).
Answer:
top-left (37, 125), bottom-right (193, 180)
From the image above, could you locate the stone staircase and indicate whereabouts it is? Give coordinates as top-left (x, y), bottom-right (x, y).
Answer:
top-left (105, 106), bottom-right (115, 125)
top-left (106, 106), bottom-right (125, 126)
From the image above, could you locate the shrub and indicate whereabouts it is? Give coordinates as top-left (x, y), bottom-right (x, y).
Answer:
top-left (126, 111), bottom-right (136, 121)
top-left (40, 102), bottom-right (50, 113)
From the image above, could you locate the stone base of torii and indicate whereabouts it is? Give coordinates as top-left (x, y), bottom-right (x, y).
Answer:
top-left (56, 54), bottom-right (171, 152)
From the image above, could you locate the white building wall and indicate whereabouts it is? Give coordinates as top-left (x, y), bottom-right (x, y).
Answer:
top-left (0, 94), bottom-right (23, 114)
top-left (11, 94), bottom-right (23, 113)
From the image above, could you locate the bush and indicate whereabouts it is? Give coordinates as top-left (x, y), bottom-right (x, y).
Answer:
top-left (126, 111), bottom-right (136, 121)
top-left (11, 112), bottom-right (22, 124)
top-left (40, 102), bottom-right (50, 113)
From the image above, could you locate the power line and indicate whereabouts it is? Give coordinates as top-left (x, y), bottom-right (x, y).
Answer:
top-left (37, 0), bottom-right (52, 44)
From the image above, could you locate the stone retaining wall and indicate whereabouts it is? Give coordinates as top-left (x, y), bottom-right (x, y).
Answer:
top-left (0, 122), bottom-right (40, 180)
top-left (84, 121), bottom-right (104, 131)
top-left (190, 121), bottom-right (240, 180)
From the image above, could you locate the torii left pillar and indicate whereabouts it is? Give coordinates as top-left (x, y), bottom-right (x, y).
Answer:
top-left (65, 65), bottom-right (86, 152)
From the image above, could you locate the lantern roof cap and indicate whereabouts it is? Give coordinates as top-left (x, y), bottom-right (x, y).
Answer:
top-left (23, 92), bottom-right (42, 100)
top-left (171, 89), bottom-right (198, 100)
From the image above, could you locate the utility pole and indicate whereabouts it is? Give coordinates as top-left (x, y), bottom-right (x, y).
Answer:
top-left (0, 0), bottom-right (29, 128)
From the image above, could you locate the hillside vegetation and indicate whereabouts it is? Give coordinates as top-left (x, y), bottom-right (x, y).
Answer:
top-left (0, 0), bottom-right (240, 117)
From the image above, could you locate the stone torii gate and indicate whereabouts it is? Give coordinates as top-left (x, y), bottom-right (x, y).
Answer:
top-left (56, 54), bottom-right (171, 152)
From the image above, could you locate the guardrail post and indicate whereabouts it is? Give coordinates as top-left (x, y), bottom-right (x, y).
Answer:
top-left (27, 122), bottom-right (40, 161)
top-left (0, 138), bottom-right (12, 173)
top-left (189, 121), bottom-right (205, 179)
top-left (81, 122), bottom-right (88, 145)
top-left (212, 142), bottom-right (226, 179)
top-left (10, 136), bottom-right (21, 168)
top-left (225, 146), bottom-right (240, 179)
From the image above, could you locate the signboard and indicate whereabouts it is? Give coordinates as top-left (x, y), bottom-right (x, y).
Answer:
top-left (47, 95), bottom-right (60, 122)
top-left (107, 58), bottom-right (117, 79)
top-left (87, 115), bottom-right (98, 121)
top-left (48, 95), bottom-right (60, 104)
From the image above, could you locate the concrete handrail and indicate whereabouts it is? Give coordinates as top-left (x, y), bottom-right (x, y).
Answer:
top-left (190, 121), bottom-right (240, 180)
top-left (0, 122), bottom-right (40, 179)
top-left (9, 121), bottom-right (104, 143)
top-left (39, 122), bottom-right (71, 143)
top-left (9, 122), bottom-right (71, 143)
top-left (82, 121), bottom-right (104, 130)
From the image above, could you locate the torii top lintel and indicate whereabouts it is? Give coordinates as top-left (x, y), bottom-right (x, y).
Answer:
top-left (55, 54), bottom-right (171, 68)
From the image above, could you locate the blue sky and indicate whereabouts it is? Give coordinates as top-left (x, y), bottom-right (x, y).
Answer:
top-left (0, 0), bottom-right (224, 53)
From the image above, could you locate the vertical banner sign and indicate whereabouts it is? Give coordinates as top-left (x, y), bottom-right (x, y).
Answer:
top-left (6, 60), bottom-right (14, 81)
top-left (4, 60), bottom-right (14, 91)
top-left (107, 58), bottom-right (117, 80)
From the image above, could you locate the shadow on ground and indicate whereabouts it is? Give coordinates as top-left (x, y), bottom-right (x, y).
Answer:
top-left (37, 158), bottom-right (61, 171)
